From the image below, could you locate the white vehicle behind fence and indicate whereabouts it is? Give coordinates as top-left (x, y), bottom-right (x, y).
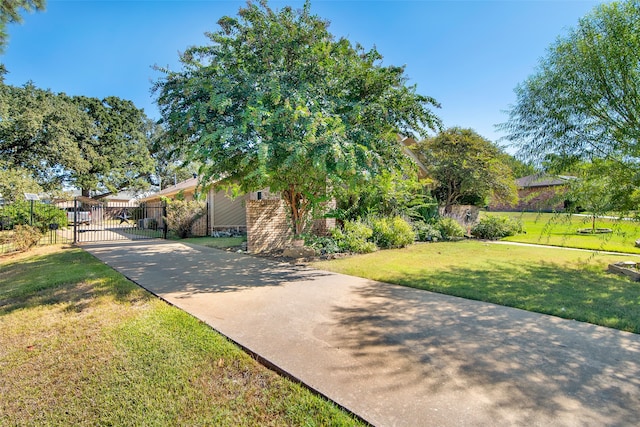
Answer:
top-left (65, 207), bottom-right (92, 225)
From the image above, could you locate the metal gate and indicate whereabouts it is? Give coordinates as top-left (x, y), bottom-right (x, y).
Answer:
top-left (64, 198), bottom-right (167, 243)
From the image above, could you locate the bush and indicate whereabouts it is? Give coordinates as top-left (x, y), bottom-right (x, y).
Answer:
top-left (1, 201), bottom-right (68, 232)
top-left (436, 217), bottom-right (465, 240)
top-left (413, 220), bottom-right (442, 242)
top-left (12, 225), bottom-right (43, 252)
top-left (331, 220), bottom-right (377, 254)
top-left (472, 215), bottom-right (523, 240)
top-left (165, 199), bottom-right (206, 238)
top-left (369, 216), bottom-right (414, 249)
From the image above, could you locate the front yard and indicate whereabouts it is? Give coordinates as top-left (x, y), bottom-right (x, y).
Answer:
top-left (312, 240), bottom-right (640, 333)
top-left (0, 245), bottom-right (362, 426)
top-left (493, 212), bottom-right (640, 254)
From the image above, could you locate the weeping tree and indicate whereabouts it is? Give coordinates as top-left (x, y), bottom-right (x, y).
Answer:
top-left (500, 0), bottom-right (640, 212)
top-left (154, 0), bottom-right (440, 236)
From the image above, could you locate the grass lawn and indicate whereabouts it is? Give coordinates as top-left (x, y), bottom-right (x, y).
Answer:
top-left (312, 240), bottom-right (640, 334)
top-left (0, 245), bottom-right (362, 426)
top-left (488, 211), bottom-right (640, 254)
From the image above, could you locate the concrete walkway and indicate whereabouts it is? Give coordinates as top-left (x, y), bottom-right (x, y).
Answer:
top-left (82, 240), bottom-right (640, 427)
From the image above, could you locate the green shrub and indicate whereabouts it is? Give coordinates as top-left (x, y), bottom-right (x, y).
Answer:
top-left (1, 202), bottom-right (67, 232)
top-left (369, 216), bottom-right (414, 249)
top-left (472, 215), bottom-right (523, 240)
top-left (12, 225), bottom-right (43, 252)
top-left (436, 217), bottom-right (465, 240)
top-left (331, 221), bottom-right (377, 254)
top-left (413, 220), bottom-right (442, 242)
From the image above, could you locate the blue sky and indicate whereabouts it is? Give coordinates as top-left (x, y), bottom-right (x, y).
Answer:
top-left (2, 0), bottom-right (604, 149)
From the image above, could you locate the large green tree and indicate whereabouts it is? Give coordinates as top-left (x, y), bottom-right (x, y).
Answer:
top-left (72, 96), bottom-right (155, 197)
top-left (0, 82), bottom-right (93, 188)
top-left (501, 0), bottom-right (640, 210)
top-left (154, 0), bottom-right (441, 235)
top-left (0, 0), bottom-right (44, 53)
top-left (0, 83), bottom-right (155, 196)
top-left (0, 161), bottom-right (42, 202)
top-left (415, 127), bottom-right (517, 212)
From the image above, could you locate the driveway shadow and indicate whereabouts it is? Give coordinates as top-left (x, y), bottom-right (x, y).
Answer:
top-left (81, 240), bottom-right (333, 296)
top-left (328, 280), bottom-right (640, 425)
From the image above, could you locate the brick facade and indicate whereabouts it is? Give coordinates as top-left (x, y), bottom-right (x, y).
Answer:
top-left (246, 199), bottom-right (293, 253)
top-left (246, 198), bottom-right (337, 253)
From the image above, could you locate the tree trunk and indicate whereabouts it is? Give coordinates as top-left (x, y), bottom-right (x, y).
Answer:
top-left (282, 184), bottom-right (308, 236)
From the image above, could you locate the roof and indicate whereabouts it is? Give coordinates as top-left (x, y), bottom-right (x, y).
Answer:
top-left (516, 174), bottom-right (576, 188)
top-left (138, 177), bottom-right (200, 202)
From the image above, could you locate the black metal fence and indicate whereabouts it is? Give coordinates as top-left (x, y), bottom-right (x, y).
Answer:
top-left (63, 198), bottom-right (167, 243)
top-left (0, 198), bottom-right (167, 254)
top-left (0, 199), bottom-right (70, 254)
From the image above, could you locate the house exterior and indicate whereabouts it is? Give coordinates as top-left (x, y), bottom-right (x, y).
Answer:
top-left (490, 174), bottom-right (575, 212)
top-left (138, 177), bottom-right (273, 237)
top-left (143, 135), bottom-right (425, 251)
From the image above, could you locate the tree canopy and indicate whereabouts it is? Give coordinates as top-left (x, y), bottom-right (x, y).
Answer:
top-left (72, 96), bottom-right (155, 196)
top-left (414, 127), bottom-right (517, 212)
top-left (0, 82), bottom-right (155, 197)
top-left (0, 82), bottom-right (93, 187)
top-left (500, 0), bottom-right (640, 197)
top-left (154, 0), bottom-right (441, 235)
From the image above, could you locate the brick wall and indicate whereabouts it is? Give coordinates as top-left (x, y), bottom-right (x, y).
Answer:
top-left (246, 199), bottom-right (293, 253)
top-left (311, 197), bottom-right (337, 236)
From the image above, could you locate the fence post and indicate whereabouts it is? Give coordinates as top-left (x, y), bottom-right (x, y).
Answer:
top-left (73, 198), bottom-right (78, 244)
top-left (162, 201), bottom-right (168, 239)
top-left (206, 201), bottom-right (210, 237)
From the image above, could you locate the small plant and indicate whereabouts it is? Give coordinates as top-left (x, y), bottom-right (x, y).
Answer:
top-left (369, 216), bottom-right (414, 249)
top-left (331, 220), bottom-right (377, 254)
top-left (304, 234), bottom-right (341, 254)
top-left (436, 217), bottom-right (465, 240)
top-left (11, 225), bottom-right (43, 252)
top-left (413, 220), bottom-right (442, 242)
top-left (472, 215), bottom-right (523, 240)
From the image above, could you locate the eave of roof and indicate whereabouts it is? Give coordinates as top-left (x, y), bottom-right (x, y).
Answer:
top-left (516, 174), bottom-right (576, 188)
top-left (139, 177), bottom-right (200, 201)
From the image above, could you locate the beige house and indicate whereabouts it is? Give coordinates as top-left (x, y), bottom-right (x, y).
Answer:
top-left (139, 176), bottom-right (277, 237)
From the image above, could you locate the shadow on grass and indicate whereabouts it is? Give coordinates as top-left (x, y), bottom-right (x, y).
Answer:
top-left (386, 260), bottom-right (640, 333)
top-left (0, 249), bottom-right (150, 316)
top-left (80, 240), bottom-right (333, 297)
top-left (329, 278), bottom-right (640, 425)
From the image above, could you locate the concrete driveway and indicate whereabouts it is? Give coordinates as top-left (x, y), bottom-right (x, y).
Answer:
top-left (82, 240), bottom-right (640, 426)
